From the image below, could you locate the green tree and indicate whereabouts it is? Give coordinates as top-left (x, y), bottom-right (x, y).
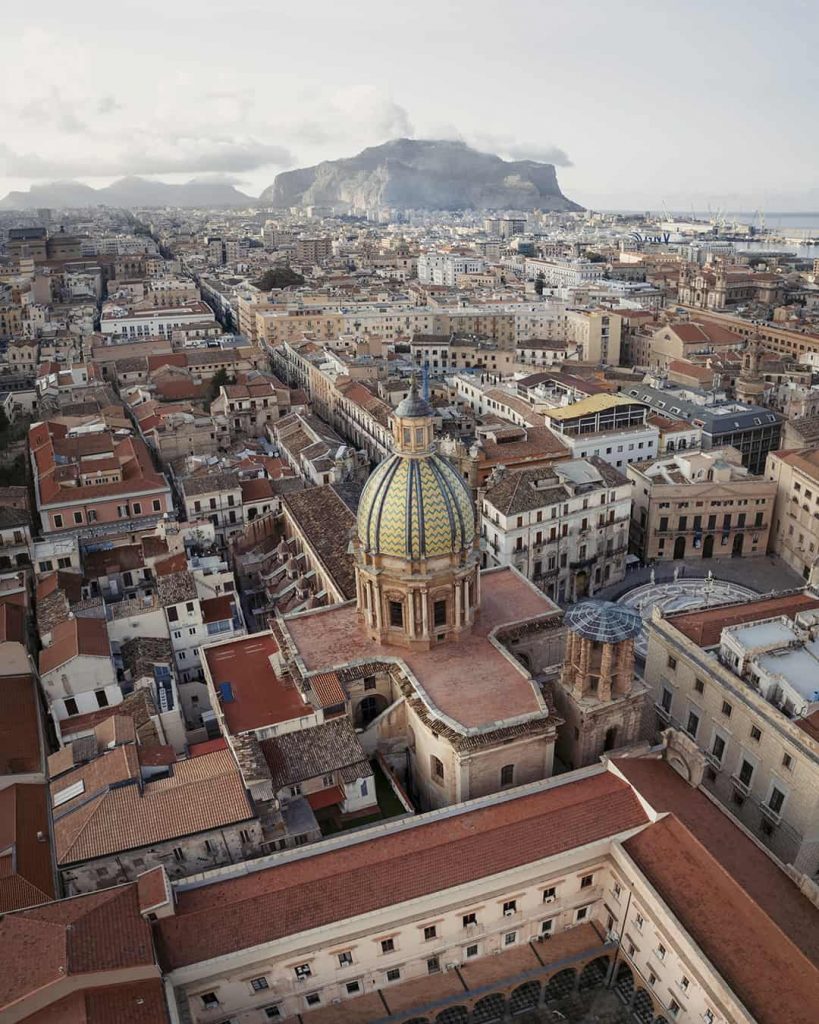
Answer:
top-left (209, 367), bottom-right (232, 401)
top-left (534, 272), bottom-right (545, 295)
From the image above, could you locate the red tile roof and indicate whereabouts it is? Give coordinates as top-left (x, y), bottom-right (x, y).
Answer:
top-left (0, 601), bottom-right (26, 644)
top-left (0, 674), bottom-right (43, 776)
top-left (203, 632), bottom-right (312, 734)
top-left (624, 815), bottom-right (819, 1024)
top-left (18, 979), bottom-right (169, 1024)
top-left (306, 785), bottom-right (344, 811)
top-left (200, 595), bottom-right (235, 624)
top-left (39, 618), bottom-right (111, 675)
top-left (613, 758), bottom-right (819, 964)
top-left (154, 772), bottom-right (647, 969)
top-left (667, 592), bottom-right (819, 647)
top-left (153, 553), bottom-right (187, 577)
top-left (188, 738), bottom-right (228, 757)
top-left (0, 784), bottom-right (55, 913)
top-left (0, 885), bottom-right (156, 1013)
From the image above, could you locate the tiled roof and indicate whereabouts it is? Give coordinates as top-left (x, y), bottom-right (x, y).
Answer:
top-left (155, 570), bottom-right (197, 608)
top-left (0, 674), bottom-right (42, 776)
top-left (53, 748), bottom-right (254, 865)
top-left (180, 471), bottom-right (240, 497)
top-left (0, 885), bottom-right (156, 1012)
top-left (624, 815), bottom-right (819, 1024)
top-left (260, 718), bottom-right (370, 789)
top-left (281, 486), bottom-right (356, 599)
top-left (39, 617), bottom-right (111, 675)
top-left (59, 689), bottom-right (161, 749)
top-left (155, 771), bottom-right (648, 970)
top-left (20, 979), bottom-right (169, 1024)
top-left (0, 784), bottom-right (55, 913)
top-left (667, 591), bottom-right (819, 647)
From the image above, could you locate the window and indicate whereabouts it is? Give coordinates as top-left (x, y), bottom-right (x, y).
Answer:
top-left (704, 1010), bottom-right (714, 1024)
top-left (656, 943), bottom-right (666, 960)
top-left (613, 881), bottom-right (622, 898)
top-left (576, 906), bottom-right (589, 921)
top-left (322, 774), bottom-right (334, 787)
top-left (250, 977), bottom-right (269, 992)
top-left (500, 764), bottom-right (514, 786)
top-left (504, 931), bottom-right (517, 945)
top-left (200, 993), bottom-right (219, 1008)
top-left (294, 964), bottom-right (311, 979)
top-left (132, 502), bottom-right (142, 515)
top-left (167, 607), bottom-right (179, 622)
top-left (739, 759), bottom-right (754, 786)
top-left (721, 700), bottom-right (732, 717)
top-left (768, 786), bottom-right (785, 814)
top-left (305, 994), bottom-right (321, 1007)
top-left (380, 938), bottom-right (394, 954)
top-left (503, 900), bottom-right (517, 915)
top-left (462, 912), bottom-right (477, 927)
top-left (427, 956), bottom-right (441, 974)
top-left (694, 678), bottom-right (705, 694)
top-left (389, 600), bottom-right (403, 627)
top-left (173, 847), bottom-right (185, 862)
top-left (712, 734), bottom-right (726, 763)
top-left (660, 687), bottom-right (673, 712)
top-left (363, 676), bottom-right (376, 691)
top-left (543, 887), bottom-right (556, 901)
top-left (431, 755), bottom-right (444, 782)
top-left (153, 499), bottom-right (161, 512)
top-left (669, 1000), bottom-right (680, 1018)
top-left (685, 710), bottom-right (700, 739)
top-left (386, 968), bottom-right (401, 982)
top-left (345, 981), bottom-right (360, 995)
top-left (264, 1008), bottom-right (281, 1020)
top-left (580, 874), bottom-right (593, 888)
top-left (635, 912), bottom-right (644, 929)
top-left (750, 725), bottom-right (762, 741)
top-left (433, 600), bottom-right (447, 627)
top-left (540, 919), bottom-right (553, 935)
top-left (680, 976), bottom-right (689, 992)
top-left (424, 925), bottom-right (437, 941)
top-left (337, 951), bottom-right (353, 967)
top-left (73, 511), bottom-right (83, 524)
top-left (667, 655), bottom-right (677, 670)
top-left (782, 752), bottom-right (793, 770)
top-left (64, 697), bottom-right (78, 717)
top-left (465, 944), bottom-right (479, 958)
top-left (648, 972), bottom-right (656, 986)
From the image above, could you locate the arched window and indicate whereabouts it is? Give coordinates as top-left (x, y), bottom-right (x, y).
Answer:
top-left (500, 764), bottom-right (515, 786)
top-left (431, 755), bottom-right (444, 781)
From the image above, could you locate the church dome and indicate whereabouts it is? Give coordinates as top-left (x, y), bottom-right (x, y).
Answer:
top-left (357, 451), bottom-right (475, 559)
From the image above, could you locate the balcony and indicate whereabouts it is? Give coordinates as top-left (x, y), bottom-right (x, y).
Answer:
top-left (731, 775), bottom-right (751, 798)
top-left (760, 803), bottom-right (782, 826)
top-left (569, 556), bottom-right (596, 570)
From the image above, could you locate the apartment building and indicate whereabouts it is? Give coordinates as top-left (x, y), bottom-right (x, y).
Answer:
top-left (645, 591), bottom-right (819, 873)
top-left (100, 300), bottom-right (218, 339)
top-left (543, 395), bottom-right (659, 469)
top-left (766, 447), bottom-right (819, 578)
top-left (628, 448), bottom-right (776, 562)
top-left (29, 421), bottom-right (173, 540)
top-left (0, 506), bottom-right (33, 570)
top-left (525, 257), bottom-right (605, 288)
top-left (179, 472), bottom-right (244, 541)
top-left (417, 253), bottom-right (486, 286)
top-left (38, 617), bottom-right (120, 724)
top-left (295, 236), bottom-right (333, 263)
top-left (211, 378), bottom-right (290, 436)
top-left (565, 308), bottom-right (622, 365)
top-left (481, 458), bottom-right (631, 602)
top-left (411, 333), bottom-right (517, 375)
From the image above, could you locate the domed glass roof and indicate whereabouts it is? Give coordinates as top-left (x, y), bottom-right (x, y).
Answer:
top-left (357, 451), bottom-right (475, 559)
top-left (564, 600), bottom-right (642, 643)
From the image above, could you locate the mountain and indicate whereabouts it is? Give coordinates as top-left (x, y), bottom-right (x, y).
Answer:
top-left (259, 138), bottom-right (582, 212)
top-left (0, 176), bottom-right (254, 210)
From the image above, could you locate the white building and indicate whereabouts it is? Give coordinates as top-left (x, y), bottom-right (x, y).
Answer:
top-left (543, 395), bottom-right (659, 471)
top-left (482, 458), bottom-right (631, 603)
top-left (417, 253), bottom-right (486, 286)
top-left (525, 258), bottom-right (606, 289)
top-left (99, 300), bottom-right (217, 339)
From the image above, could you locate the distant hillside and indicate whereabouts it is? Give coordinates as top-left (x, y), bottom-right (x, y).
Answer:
top-left (259, 138), bottom-right (582, 212)
top-left (0, 176), bottom-right (254, 210)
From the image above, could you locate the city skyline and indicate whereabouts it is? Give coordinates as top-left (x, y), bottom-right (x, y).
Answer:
top-left (2, 0), bottom-right (818, 211)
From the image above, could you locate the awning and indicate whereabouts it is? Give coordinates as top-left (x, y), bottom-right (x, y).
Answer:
top-left (307, 785), bottom-right (345, 811)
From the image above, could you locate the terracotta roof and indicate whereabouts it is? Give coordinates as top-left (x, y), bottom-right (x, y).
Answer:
top-left (240, 476), bottom-right (275, 502)
top-left (153, 552), bottom-right (187, 577)
top-left (39, 617), bottom-right (111, 675)
top-left (0, 885), bottom-right (157, 1014)
top-left (0, 674), bottom-right (42, 776)
top-left (154, 771), bottom-right (648, 970)
top-left (0, 784), bottom-right (55, 913)
top-left (52, 749), bottom-right (253, 865)
top-left (260, 718), bottom-right (370, 790)
top-left (795, 708), bottom-right (819, 742)
top-left (18, 979), bottom-right (169, 1024)
top-left (200, 594), bottom-right (236, 624)
top-left (281, 486), bottom-right (356, 600)
top-left (188, 738), bottom-right (228, 757)
top-left (306, 785), bottom-right (345, 811)
top-left (58, 690), bottom-right (160, 749)
top-left (614, 757), bottom-right (819, 964)
top-left (667, 591), bottom-right (819, 647)
top-left (203, 632), bottom-right (312, 734)
top-left (624, 815), bottom-right (819, 1024)
top-left (136, 866), bottom-right (170, 915)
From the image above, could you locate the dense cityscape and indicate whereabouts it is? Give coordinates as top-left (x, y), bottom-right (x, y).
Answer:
top-left (2, 3), bottom-right (819, 1022)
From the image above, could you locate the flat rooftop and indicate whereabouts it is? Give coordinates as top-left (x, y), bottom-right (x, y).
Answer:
top-left (283, 567), bottom-right (559, 730)
top-left (203, 632), bottom-right (313, 735)
top-left (728, 618), bottom-right (798, 650)
top-left (757, 642), bottom-right (819, 700)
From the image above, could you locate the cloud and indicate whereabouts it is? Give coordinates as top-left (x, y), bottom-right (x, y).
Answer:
top-left (330, 86), bottom-right (414, 140)
top-left (467, 132), bottom-right (573, 166)
top-left (97, 95), bottom-right (122, 114)
top-left (0, 138), bottom-right (294, 179)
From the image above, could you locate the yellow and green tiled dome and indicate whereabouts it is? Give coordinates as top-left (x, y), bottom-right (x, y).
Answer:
top-left (357, 452), bottom-right (476, 559)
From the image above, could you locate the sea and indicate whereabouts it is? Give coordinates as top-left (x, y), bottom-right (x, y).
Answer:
top-left (684, 211), bottom-right (819, 259)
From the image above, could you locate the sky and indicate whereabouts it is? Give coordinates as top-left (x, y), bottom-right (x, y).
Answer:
top-left (2, 0), bottom-right (818, 211)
